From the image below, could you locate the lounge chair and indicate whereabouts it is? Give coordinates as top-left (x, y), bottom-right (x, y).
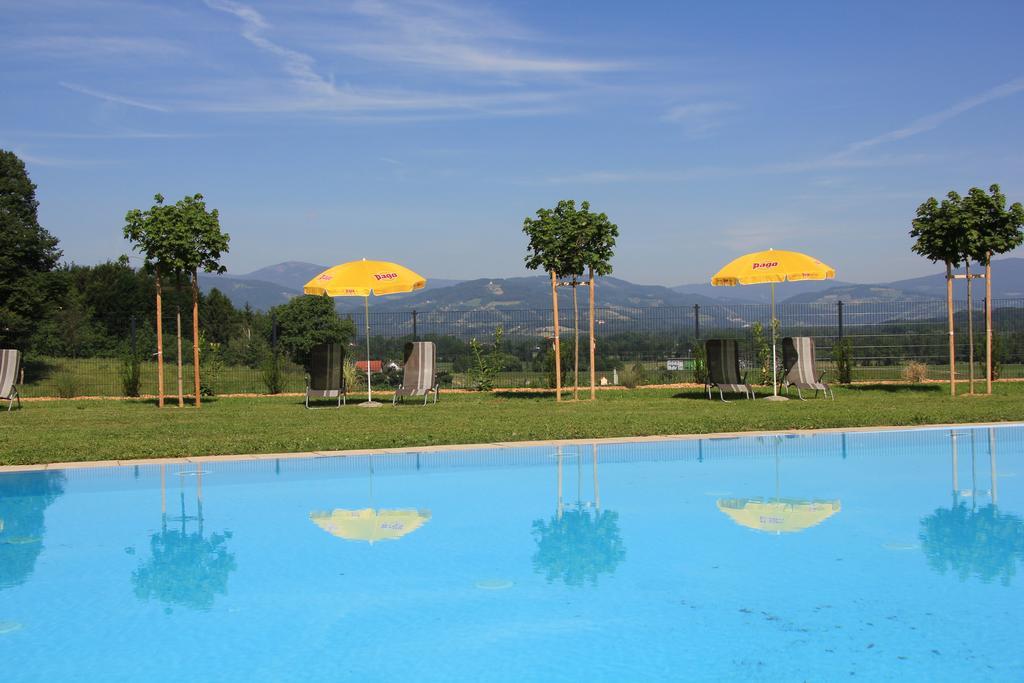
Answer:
top-left (1, 349), bottom-right (21, 411)
top-left (705, 339), bottom-right (753, 401)
top-left (305, 343), bottom-right (346, 408)
top-left (782, 336), bottom-right (833, 400)
top-left (393, 341), bottom-right (439, 405)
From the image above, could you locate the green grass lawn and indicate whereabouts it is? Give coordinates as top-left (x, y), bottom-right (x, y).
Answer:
top-left (2, 382), bottom-right (1022, 466)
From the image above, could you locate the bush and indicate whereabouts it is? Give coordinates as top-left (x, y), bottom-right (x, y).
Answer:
top-left (831, 338), bottom-right (853, 384)
top-left (466, 326), bottom-right (505, 391)
top-left (902, 361), bottom-right (928, 383)
top-left (692, 344), bottom-right (708, 385)
top-left (261, 354), bottom-right (284, 394)
top-left (751, 322), bottom-right (772, 385)
top-left (120, 354), bottom-right (142, 397)
top-left (55, 369), bottom-right (80, 399)
top-left (199, 334), bottom-right (223, 396)
top-left (619, 362), bottom-right (648, 388)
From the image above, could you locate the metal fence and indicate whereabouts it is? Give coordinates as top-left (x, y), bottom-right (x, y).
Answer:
top-left (15, 299), bottom-right (1024, 398)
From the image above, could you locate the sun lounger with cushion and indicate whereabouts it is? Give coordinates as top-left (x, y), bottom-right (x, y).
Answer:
top-left (782, 336), bottom-right (833, 400)
top-left (393, 341), bottom-right (439, 405)
top-left (705, 339), bottom-right (753, 401)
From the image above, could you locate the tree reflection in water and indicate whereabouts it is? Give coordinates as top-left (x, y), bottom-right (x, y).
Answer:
top-left (532, 445), bottom-right (625, 586)
top-left (0, 471), bottom-right (66, 590)
top-left (132, 465), bottom-right (236, 611)
top-left (919, 428), bottom-right (1024, 586)
top-left (919, 504), bottom-right (1024, 586)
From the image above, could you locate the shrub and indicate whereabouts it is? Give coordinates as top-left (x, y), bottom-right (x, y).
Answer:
top-left (55, 369), bottom-right (80, 399)
top-left (466, 326), bottom-right (505, 391)
top-left (199, 334), bottom-right (223, 396)
top-left (831, 338), bottom-right (853, 384)
top-left (619, 361), bottom-right (648, 388)
top-left (751, 323), bottom-right (772, 385)
top-left (902, 361), bottom-right (929, 383)
top-left (120, 354), bottom-right (142, 397)
top-left (692, 344), bottom-right (708, 385)
top-left (261, 354), bottom-right (284, 394)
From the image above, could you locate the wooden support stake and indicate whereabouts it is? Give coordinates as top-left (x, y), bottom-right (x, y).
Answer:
top-left (192, 270), bottom-right (201, 408)
top-left (176, 309), bottom-right (184, 408)
top-left (589, 268), bottom-right (596, 401)
top-left (946, 263), bottom-right (955, 397)
top-left (986, 253), bottom-right (993, 395)
top-left (551, 270), bottom-right (561, 402)
top-left (966, 261), bottom-right (974, 395)
top-left (155, 267), bottom-right (165, 408)
top-left (572, 282), bottom-right (579, 401)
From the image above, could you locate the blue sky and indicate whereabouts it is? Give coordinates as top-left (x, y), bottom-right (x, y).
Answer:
top-left (3, 0), bottom-right (1023, 285)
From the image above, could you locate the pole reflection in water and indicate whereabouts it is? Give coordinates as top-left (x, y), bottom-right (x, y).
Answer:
top-left (919, 428), bottom-right (1024, 586)
top-left (131, 464), bottom-right (236, 611)
top-left (532, 444), bottom-right (625, 586)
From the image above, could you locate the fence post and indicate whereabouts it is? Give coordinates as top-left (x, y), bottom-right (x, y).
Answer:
top-left (271, 312), bottom-right (278, 352)
top-left (130, 315), bottom-right (137, 357)
top-left (837, 300), bottom-right (844, 339)
top-left (412, 309), bottom-right (418, 341)
top-left (693, 304), bottom-right (700, 340)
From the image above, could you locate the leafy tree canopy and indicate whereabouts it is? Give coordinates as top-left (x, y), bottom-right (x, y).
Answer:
top-left (271, 294), bottom-right (356, 366)
top-left (124, 193), bottom-right (230, 282)
top-left (962, 184), bottom-right (1024, 263)
top-left (0, 150), bottom-right (62, 346)
top-left (910, 192), bottom-right (968, 267)
top-left (523, 199), bottom-right (618, 280)
top-left (0, 150), bottom-right (61, 279)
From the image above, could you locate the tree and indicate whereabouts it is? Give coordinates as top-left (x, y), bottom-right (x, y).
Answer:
top-left (124, 194), bottom-right (229, 408)
top-left (910, 192), bottom-right (968, 395)
top-left (201, 288), bottom-right (240, 344)
top-left (523, 200), bottom-right (618, 400)
top-left (271, 294), bottom-right (355, 367)
top-left (0, 150), bottom-right (62, 349)
top-left (961, 185), bottom-right (1024, 394)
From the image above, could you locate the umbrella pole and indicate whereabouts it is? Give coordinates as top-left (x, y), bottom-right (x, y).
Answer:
top-left (771, 282), bottom-right (778, 397)
top-left (363, 295), bottom-right (377, 405)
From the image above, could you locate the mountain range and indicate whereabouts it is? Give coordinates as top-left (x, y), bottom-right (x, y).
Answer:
top-left (199, 257), bottom-right (1024, 312)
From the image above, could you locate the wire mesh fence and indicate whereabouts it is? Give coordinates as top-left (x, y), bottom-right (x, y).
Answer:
top-left (13, 299), bottom-right (1024, 398)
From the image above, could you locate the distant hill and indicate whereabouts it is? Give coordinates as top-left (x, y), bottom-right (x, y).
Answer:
top-left (331, 275), bottom-right (722, 314)
top-left (783, 257), bottom-right (1024, 304)
top-left (199, 257), bottom-right (1024, 314)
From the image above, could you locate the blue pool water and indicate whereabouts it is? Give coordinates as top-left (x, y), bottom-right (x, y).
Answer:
top-left (2, 426), bottom-right (1023, 682)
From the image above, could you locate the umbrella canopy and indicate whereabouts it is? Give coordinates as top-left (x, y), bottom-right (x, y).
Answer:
top-left (711, 249), bottom-right (835, 286)
top-left (303, 259), bottom-right (426, 297)
top-left (711, 249), bottom-right (835, 398)
top-left (717, 498), bottom-right (841, 533)
top-left (303, 259), bottom-right (426, 405)
top-left (309, 508), bottom-right (431, 544)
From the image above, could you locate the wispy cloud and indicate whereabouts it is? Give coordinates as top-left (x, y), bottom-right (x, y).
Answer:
top-left (834, 76), bottom-right (1024, 158)
top-left (193, 0), bottom-right (566, 115)
top-left (321, 0), bottom-right (625, 75)
top-left (60, 82), bottom-right (169, 112)
top-left (662, 101), bottom-right (738, 136)
top-left (8, 35), bottom-right (185, 58)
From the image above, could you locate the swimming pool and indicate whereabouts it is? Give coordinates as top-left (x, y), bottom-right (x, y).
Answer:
top-left (2, 425), bottom-right (1022, 681)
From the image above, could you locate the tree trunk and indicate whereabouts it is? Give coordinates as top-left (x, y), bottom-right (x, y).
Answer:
top-left (572, 281), bottom-right (580, 401)
top-left (551, 270), bottom-right (561, 402)
top-left (192, 269), bottom-right (202, 408)
top-left (589, 268), bottom-right (596, 401)
top-left (966, 261), bottom-right (974, 395)
top-left (946, 262), bottom-right (955, 397)
top-left (155, 266), bottom-right (165, 408)
top-left (176, 308), bottom-right (184, 407)
top-left (986, 252), bottom-right (992, 394)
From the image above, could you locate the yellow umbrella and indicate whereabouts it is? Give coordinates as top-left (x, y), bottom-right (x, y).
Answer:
top-left (304, 259), bottom-right (427, 405)
top-left (711, 249), bottom-right (835, 398)
top-left (309, 508), bottom-right (431, 544)
top-left (717, 498), bottom-right (840, 533)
